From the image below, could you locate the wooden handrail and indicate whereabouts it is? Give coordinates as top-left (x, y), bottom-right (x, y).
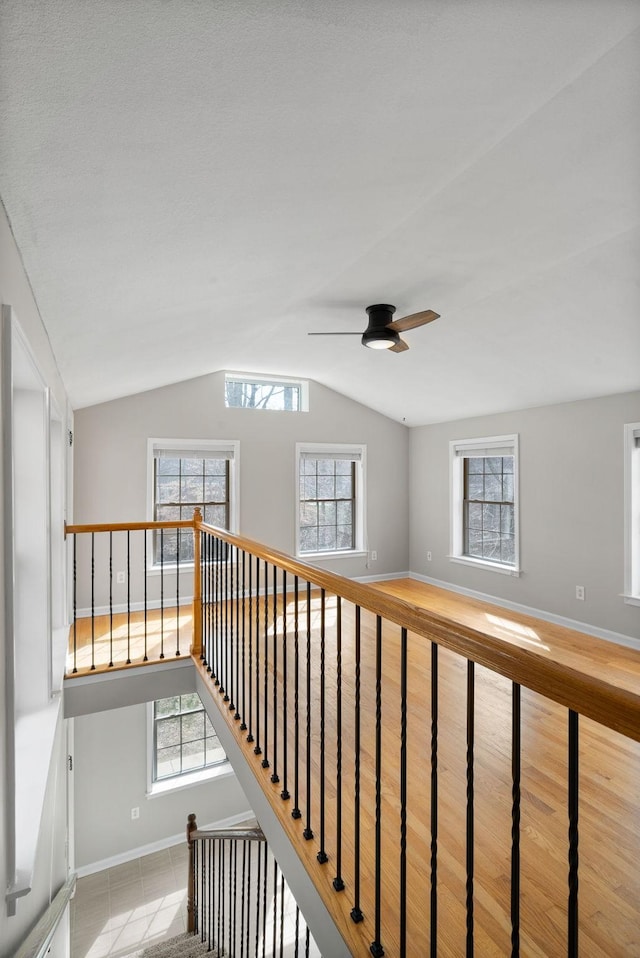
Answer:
top-left (195, 519), bottom-right (640, 743)
top-left (12, 874), bottom-right (76, 958)
top-left (65, 519), bottom-right (194, 536)
top-left (192, 827), bottom-right (266, 842)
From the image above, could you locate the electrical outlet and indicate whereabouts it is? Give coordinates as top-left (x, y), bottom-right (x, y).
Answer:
top-left (131, 807), bottom-right (140, 820)
top-left (575, 585), bottom-right (585, 601)
top-left (116, 571), bottom-right (125, 584)
top-left (370, 550), bottom-right (377, 561)
top-left (427, 551), bottom-right (432, 561)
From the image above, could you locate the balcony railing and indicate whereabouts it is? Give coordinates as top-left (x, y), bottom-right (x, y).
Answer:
top-left (66, 512), bottom-right (640, 957)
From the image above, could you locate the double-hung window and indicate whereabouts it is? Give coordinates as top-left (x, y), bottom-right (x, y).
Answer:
top-left (450, 434), bottom-right (520, 574)
top-left (148, 693), bottom-right (228, 795)
top-left (624, 422), bottom-right (640, 605)
top-left (296, 443), bottom-right (366, 557)
top-left (148, 439), bottom-right (239, 567)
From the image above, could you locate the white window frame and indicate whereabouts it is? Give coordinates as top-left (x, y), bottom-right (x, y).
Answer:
top-left (624, 422), bottom-right (640, 606)
top-left (146, 696), bottom-right (232, 798)
top-left (147, 438), bottom-right (240, 572)
top-left (295, 442), bottom-right (367, 559)
top-left (449, 434), bottom-right (520, 576)
top-left (224, 371), bottom-right (309, 412)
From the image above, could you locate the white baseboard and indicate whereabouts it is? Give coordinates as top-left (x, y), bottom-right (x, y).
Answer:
top-left (76, 809), bottom-right (254, 878)
top-left (352, 571), bottom-right (410, 584)
top-left (409, 572), bottom-right (640, 650)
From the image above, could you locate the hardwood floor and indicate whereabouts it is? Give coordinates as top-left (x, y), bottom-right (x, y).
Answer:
top-left (68, 578), bottom-right (640, 956)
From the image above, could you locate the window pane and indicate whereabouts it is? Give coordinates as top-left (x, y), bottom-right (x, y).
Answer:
top-left (467, 528), bottom-right (483, 557)
top-left (482, 503), bottom-right (501, 533)
top-left (157, 476), bottom-right (179, 503)
top-left (335, 476), bottom-right (353, 498)
top-left (160, 533), bottom-right (178, 563)
top-left (300, 502), bottom-right (317, 528)
top-left (300, 527), bottom-right (318, 553)
top-left (317, 459), bottom-right (334, 475)
top-left (467, 502), bottom-right (482, 529)
top-left (182, 711), bottom-right (205, 743)
top-left (204, 505), bottom-right (227, 527)
top-left (182, 458), bottom-right (205, 475)
top-left (485, 457), bottom-right (502, 475)
top-left (482, 534), bottom-right (502, 560)
top-left (156, 505), bottom-right (181, 522)
top-left (502, 456), bottom-right (514, 474)
top-left (335, 459), bottom-right (353, 475)
top-left (317, 476), bottom-right (335, 500)
top-left (467, 457), bottom-right (484, 474)
top-left (318, 527), bottom-right (337, 551)
top-left (205, 458), bottom-right (227, 476)
top-left (484, 474), bottom-right (502, 502)
top-left (182, 739), bottom-right (205, 771)
top-left (156, 745), bottom-right (181, 779)
top-left (155, 696), bottom-right (180, 717)
top-left (501, 504), bottom-right (514, 534)
top-left (303, 477), bottom-right (317, 500)
top-left (337, 525), bottom-right (354, 549)
top-left (156, 716), bottom-right (180, 748)
top-left (336, 500), bottom-right (352, 524)
top-left (467, 475), bottom-right (484, 500)
top-left (157, 458), bottom-right (180, 475)
top-left (204, 477), bottom-right (227, 501)
top-left (502, 474), bottom-right (514, 502)
top-left (501, 535), bottom-right (515, 565)
top-left (180, 693), bottom-right (201, 711)
top-left (318, 501), bottom-right (337, 525)
top-left (181, 476), bottom-right (203, 501)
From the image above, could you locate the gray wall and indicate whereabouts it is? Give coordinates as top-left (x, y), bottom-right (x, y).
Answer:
top-left (410, 391), bottom-right (640, 639)
top-left (73, 373), bottom-right (410, 579)
top-left (0, 202), bottom-right (72, 954)
top-left (73, 702), bottom-right (251, 869)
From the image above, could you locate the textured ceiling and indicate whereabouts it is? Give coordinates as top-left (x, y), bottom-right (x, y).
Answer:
top-left (1, 0), bottom-right (639, 424)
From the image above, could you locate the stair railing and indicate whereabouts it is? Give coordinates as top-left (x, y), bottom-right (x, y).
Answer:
top-left (186, 814), bottom-right (319, 957)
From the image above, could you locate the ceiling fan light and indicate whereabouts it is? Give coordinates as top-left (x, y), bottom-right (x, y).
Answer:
top-left (361, 327), bottom-right (399, 349)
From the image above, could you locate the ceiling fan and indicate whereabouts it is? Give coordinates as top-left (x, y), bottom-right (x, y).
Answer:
top-left (308, 304), bottom-right (440, 352)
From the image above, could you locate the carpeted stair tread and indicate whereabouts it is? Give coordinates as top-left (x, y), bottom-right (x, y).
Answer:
top-left (129, 932), bottom-right (221, 958)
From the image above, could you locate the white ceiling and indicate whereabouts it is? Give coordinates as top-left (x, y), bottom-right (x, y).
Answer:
top-left (1, 0), bottom-right (639, 425)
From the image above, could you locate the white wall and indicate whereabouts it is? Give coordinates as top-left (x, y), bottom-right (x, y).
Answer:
top-left (410, 391), bottom-right (640, 640)
top-left (73, 373), bottom-right (410, 578)
top-left (0, 201), bottom-right (72, 954)
top-left (72, 703), bottom-right (251, 869)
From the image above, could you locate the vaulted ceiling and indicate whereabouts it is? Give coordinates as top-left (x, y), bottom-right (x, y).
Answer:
top-left (1, 1), bottom-right (639, 424)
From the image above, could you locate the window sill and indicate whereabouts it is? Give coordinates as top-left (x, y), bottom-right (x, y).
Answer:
top-left (297, 550), bottom-right (368, 561)
top-left (622, 593), bottom-right (640, 607)
top-left (147, 762), bottom-right (233, 798)
top-left (448, 555), bottom-right (521, 577)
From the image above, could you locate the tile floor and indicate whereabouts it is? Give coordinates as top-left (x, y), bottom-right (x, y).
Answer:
top-left (70, 843), bottom-right (189, 958)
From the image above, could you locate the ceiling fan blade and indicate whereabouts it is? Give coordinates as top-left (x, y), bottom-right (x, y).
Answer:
top-left (388, 309), bottom-right (440, 333)
top-left (389, 338), bottom-right (409, 353)
top-left (307, 332), bottom-right (362, 336)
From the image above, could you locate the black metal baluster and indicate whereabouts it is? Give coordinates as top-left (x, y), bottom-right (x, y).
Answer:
top-left (370, 615), bottom-right (384, 957)
top-left (221, 841), bottom-right (227, 958)
top-left (126, 529), bottom-right (131, 662)
top-left (305, 925), bottom-right (310, 958)
top-left (292, 576), bottom-right (301, 819)
top-left (262, 560), bottom-right (270, 770)
top-left (317, 588), bottom-right (328, 864)
top-left (272, 858), bottom-right (278, 958)
top-left (400, 627), bottom-right (408, 954)
top-left (216, 838), bottom-right (222, 957)
top-left (108, 531), bottom-right (113, 667)
top-left (240, 550), bottom-right (247, 729)
top-left (200, 840), bottom-right (205, 942)
top-left (229, 546), bottom-right (236, 713)
top-left (234, 547), bottom-right (241, 718)
top-left (281, 571), bottom-right (290, 801)
top-left (568, 709), bottom-right (579, 958)
top-left (247, 554), bottom-right (254, 743)
top-left (204, 535), bottom-right (210, 671)
top-left (143, 530), bottom-right (148, 661)
top-left (209, 839), bottom-right (215, 950)
top-left (333, 596), bottom-right (344, 890)
top-left (72, 535), bottom-right (77, 673)
top-left (193, 840), bottom-right (198, 937)
top-left (279, 870), bottom-right (285, 958)
top-left (351, 605), bottom-right (363, 923)
top-left (271, 565), bottom-right (279, 783)
top-left (230, 840), bottom-right (237, 958)
top-left (511, 682), bottom-right (521, 958)
top-left (240, 841), bottom-right (246, 958)
top-left (303, 581), bottom-right (313, 841)
top-left (254, 557), bottom-right (262, 756)
top-left (223, 544), bottom-right (229, 701)
top-left (244, 839), bottom-right (251, 958)
top-left (466, 660), bottom-right (475, 958)
top-left (430, 643), bottom-right (439, 958)
top-left (261, 844), bottom-right (268, 958)
top-left (159, 529), bottom-right (164, 660)
top-left (90, 532), bottom-right (95, 669)
top-left (294, 904), bottom-right (300, 958)
top-left (254, 838), bottom-right (262, 958)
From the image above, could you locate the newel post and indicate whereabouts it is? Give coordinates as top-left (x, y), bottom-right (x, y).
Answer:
top-left (186, 813), bottom-right (197, 933)
top-left (192, 508), bottom-right (203, 658)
